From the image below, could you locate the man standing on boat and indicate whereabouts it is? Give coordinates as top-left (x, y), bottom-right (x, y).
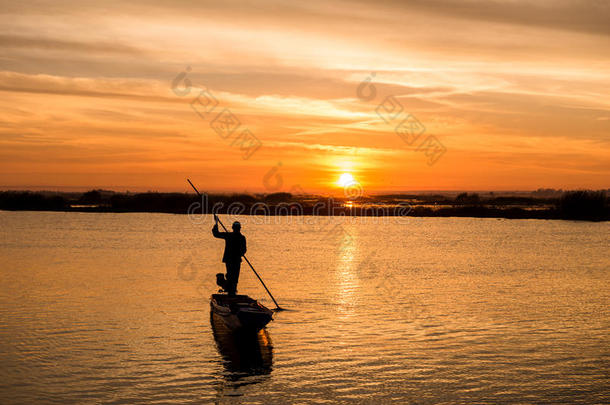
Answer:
top-left (212, 214), bottom-right (247, 295)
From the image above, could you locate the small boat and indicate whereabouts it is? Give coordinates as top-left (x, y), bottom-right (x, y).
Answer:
top-left (210, 294), bottom-right (273, 332)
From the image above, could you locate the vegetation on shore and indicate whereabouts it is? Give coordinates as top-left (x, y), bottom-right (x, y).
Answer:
top-left (0, 189), bottom-right (608, 221)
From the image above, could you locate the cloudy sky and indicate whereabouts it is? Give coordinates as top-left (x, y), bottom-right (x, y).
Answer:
top-left (1, 0), bottom-right (609, 192)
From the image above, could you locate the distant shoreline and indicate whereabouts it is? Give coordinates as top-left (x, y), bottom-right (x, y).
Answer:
top-left (1, 190), bottom-right (608, 222)
top-left (0, 207), bottom-right (591, 221)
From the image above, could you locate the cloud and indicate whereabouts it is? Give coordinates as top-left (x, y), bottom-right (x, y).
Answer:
top-left (0, 34), bottom-right (141, 54)
top-left (368, 0), bottom-right (610, 37)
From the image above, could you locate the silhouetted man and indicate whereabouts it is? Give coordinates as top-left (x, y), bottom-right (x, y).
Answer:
top-left (212, 215), bottom-right (247, 295)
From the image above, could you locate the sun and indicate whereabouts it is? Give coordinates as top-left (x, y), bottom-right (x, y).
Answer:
top-left (337, 173), bottom-right (355, 187)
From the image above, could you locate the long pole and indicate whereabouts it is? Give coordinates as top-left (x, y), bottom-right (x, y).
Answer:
top-left (187, 178), bottom-right (283, 310)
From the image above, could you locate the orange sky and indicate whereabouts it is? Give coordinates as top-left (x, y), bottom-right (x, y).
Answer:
top-left (0, 0), bottom-right (609, 193)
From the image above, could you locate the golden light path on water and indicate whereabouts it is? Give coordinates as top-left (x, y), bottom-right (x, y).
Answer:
top-left (334, 222), bottom-right (360, 323)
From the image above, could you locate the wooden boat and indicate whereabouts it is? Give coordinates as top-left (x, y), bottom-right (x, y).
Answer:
top-left (210, 294), bottom-right (273, 332)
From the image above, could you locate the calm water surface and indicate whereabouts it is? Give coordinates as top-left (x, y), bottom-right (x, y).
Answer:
top-left (0, 211), bottom-right (608, 404)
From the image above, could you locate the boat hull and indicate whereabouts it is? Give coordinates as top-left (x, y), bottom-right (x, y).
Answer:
top-left (210, 294), bottom-right (273, 332)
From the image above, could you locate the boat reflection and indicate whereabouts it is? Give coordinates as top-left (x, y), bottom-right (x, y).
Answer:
top-left (210, 310), bottom-right (273, 385)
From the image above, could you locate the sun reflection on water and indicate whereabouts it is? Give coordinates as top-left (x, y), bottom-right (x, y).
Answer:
top-left (334, 224), bottom-right (360, 320)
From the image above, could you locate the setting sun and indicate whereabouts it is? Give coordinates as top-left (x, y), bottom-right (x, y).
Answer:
top-left (337, 173), bottom-right (355, 187)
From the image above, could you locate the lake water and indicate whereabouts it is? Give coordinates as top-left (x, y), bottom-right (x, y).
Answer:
top-left (0, 211), bottom-right (608, 404)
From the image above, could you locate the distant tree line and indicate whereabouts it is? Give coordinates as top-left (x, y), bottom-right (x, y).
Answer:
top-left (557, 190), bottom-right (607, 221)
top-left (0, 189), bottom-right (607, 221)
top-left (0, 191), bottom-right (67, 211)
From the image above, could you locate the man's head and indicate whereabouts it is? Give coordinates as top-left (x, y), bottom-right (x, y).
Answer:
top-left (232, 221), bottom-right (241, 232)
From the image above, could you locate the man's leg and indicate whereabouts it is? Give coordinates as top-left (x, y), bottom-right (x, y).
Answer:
top-left (225, 262), bottom-right (241, 295)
